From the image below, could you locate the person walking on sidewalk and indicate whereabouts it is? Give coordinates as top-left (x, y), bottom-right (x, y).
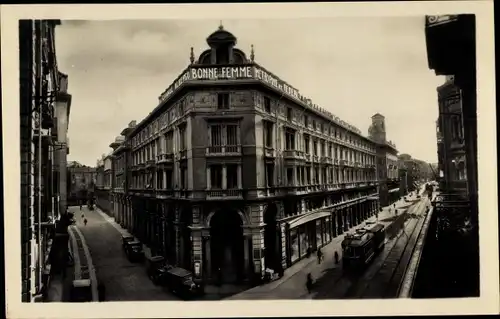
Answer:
top-left (334, 251), bottom-right (340, 265)
top-left (306, 273), bottom-right (313, 294)
top-left (317, 247), bottom-right (323, 264)
top-left (84, 218), bottom-right (88, 226)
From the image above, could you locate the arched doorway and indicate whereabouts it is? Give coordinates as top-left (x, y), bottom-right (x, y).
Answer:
top-left (264, 203), bottom-right (281, 272)
top-left (210, 209), bottom-right (244, 284)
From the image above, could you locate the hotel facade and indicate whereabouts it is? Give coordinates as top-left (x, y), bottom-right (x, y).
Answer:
top-left (95, 26), bottom-right (403, 285)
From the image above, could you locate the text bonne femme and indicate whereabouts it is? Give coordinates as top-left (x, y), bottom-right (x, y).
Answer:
top-left (161, 66), bottom-right (301, 101)
top-left (190, 67), bottom-right (301, 100)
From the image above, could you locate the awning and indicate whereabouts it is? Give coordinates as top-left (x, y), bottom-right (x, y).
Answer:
top-left (389, 188), bottom-right (400, 193)
top-left (288, 210), bottom-right (331, 229)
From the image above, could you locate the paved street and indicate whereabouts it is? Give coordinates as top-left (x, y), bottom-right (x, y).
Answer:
top-left (228, 187), bottom-right (428, 300)
top-left (69, 206), bottom-right (180, 301)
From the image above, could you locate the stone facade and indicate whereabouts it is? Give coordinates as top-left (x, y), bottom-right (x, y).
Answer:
top-left (95, 26), bottom-right (405, 286)
top-left (19, 19), bottom-right (71, 302)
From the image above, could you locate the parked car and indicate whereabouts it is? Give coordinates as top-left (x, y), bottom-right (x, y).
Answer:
top-left (145, 255), bottom-right (172, 285)
top-left (163, 267), bottom-right (204, 299)
top-left (125, 240), bottom-right (144, 262)
top-left (121, 235), bottom-right (134, 251)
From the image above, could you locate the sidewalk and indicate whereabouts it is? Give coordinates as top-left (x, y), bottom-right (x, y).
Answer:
top-left (227, 192), bottom-right (422, 300)
top-left (92, 207), bottom-right (153, 259)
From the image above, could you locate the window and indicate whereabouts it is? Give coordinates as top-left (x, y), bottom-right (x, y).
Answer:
top-left (179, 99), bottom-right (185, 115)
top-left (210, 165), bottom-right (223, 189)
top-left (304, 134), bottom-right (310, 154)
top-left (264, 121), bottom-right (273, 148)
top-left (217, 93), bottom-right (230, 109)
top-left (180, 167), bottom-right (187, 189)
top-left (287, 168), bottom-right (294, 185)
top-left (179, 125), bottom-right (187, 150)
top-left (304, 115), bottom-right (309, 127)
top-left (321, 141), bottom-right (325, 156)
top-left (286, 107), bottom-right (293, 121)
top-left (165, 170), bottom-right (173, 189)
top-left (313, 139), bottom-right (318, 156)
top-left (264, 96), bottom-right (271, 113)
top-left (227, 164), bottom-right (238, 189)
top-left (266, 163), bottom-right (274, 187)
top-left (210, 124), bottom-right (223, 151)
top-left (157, 169), bottom-right (164, 189)
top-left (285, 128), bottom-right (296, 150)
top-left (312, 120), bottom-right (316, 130)
top-left (165, 131), bottom-right (174, 153)
top-left (226, 124), bottom-right (238, 147)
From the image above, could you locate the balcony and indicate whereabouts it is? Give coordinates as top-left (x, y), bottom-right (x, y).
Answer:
top-left (157, 153), bottom-right (174, 164)
top-left (146, 160), bottom-right (156, 169)
top-left (321, 156), bottom-right (332, 164)
top-left (206, 145), bottom-right (242, 156)
top-left (206, 189), bottom-right (243, 199)
top-left (179, 149), bottom-right (187, 159)
top-left (339, 159), bottom-right (347, 166)
top-left (283, 149), bottom-right (301, 159)
top-left (156, 189), bottom-right (174, 198)
top-left (264, 147), bottom-right (275, 158)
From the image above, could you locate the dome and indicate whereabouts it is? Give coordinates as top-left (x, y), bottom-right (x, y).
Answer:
top-left (206, 24), bottom-right (237, 46)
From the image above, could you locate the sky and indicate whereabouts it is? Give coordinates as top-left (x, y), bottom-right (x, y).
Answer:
top-left (55, 17), bottom-right (444, 167)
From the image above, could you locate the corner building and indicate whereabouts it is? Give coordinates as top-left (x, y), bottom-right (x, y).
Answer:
top-left (117, 26), bottom-right (402, 285)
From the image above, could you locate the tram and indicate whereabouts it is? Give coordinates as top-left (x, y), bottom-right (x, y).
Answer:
top-left (341, 223), bottom-right (386, 269)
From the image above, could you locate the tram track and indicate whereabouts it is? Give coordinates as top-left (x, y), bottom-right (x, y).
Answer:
top-left (344, 199), bottom-right (428, 299)
top-left (311, 199), bottom-right (426, 299)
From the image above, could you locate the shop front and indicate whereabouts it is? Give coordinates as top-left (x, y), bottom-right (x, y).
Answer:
top-left (286, 211), bottom-right (332, 265)
top-left (388, 188), bottom-right (400, 206)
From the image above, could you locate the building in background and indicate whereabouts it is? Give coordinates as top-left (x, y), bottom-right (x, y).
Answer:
top-left (91, 26), bottom-right (414, 286)
top-left (398, 153), bottom-right (433, 193)
top-left (67, 161), bottom-right (96, 206)
top-left (19, 19), bottom-right (72, 302)
top-left (95, 153), bottom-right (114, 213)
top-left (412, 14), bottom-right (478, 298)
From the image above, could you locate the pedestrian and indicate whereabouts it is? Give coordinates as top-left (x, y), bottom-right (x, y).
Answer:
top-left (306, 273), bottom-right (313, 294)
top-left (316, 247), bottom-right (323, 264)
top-left (84, 218), bottom-right (88, 226)
top-left (81, 213), bottom-right (85, 220)
top-left (306, 246), bottom-right (312, 258)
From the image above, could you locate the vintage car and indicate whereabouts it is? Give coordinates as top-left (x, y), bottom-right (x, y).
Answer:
top-left (163, 267), bottom-right (204, 299)
top-left (121, 235), bottom-right (135, 251)
top-left (70, 279), bottom-right (92, 302)
top-left (145, 255), bottom-right (172, 285)
top-left (125, 241), bottom-right (144, 262)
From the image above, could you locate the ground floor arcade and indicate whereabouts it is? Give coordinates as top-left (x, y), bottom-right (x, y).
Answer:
top-left (108, 188), bottom-right (382, 285)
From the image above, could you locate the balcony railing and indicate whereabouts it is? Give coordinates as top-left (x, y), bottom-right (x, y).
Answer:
top-left (146, 160), bottom-right (156, 168)
top-left (206, 145), bottom-right (242, 156)
top-left (157, 153), bottom-right (174, 164)
top-left (264, 147), bottom-right (275, 157)
top-left (206, 189), bottom-right (243, 199)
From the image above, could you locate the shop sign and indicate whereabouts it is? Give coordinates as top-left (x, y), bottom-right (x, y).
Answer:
top-left (159, 64), bottom-right (316, 116)
top-left (253, 67), bottom-right (302, 102)
top-left (159, 66), bottom-right (254, 103)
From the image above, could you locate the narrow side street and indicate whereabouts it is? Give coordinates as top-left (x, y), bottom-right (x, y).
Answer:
top-left (69, 206), bottom-right (179, 301)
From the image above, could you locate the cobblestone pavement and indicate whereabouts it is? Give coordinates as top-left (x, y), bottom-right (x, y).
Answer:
top-left (70, 206), bottom-right (179, 301)
top-left (228, 188), bottom-right (427, 300)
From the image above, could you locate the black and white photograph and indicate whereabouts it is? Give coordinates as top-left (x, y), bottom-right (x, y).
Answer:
top-left (2, 1), bottom-right (498, 318)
